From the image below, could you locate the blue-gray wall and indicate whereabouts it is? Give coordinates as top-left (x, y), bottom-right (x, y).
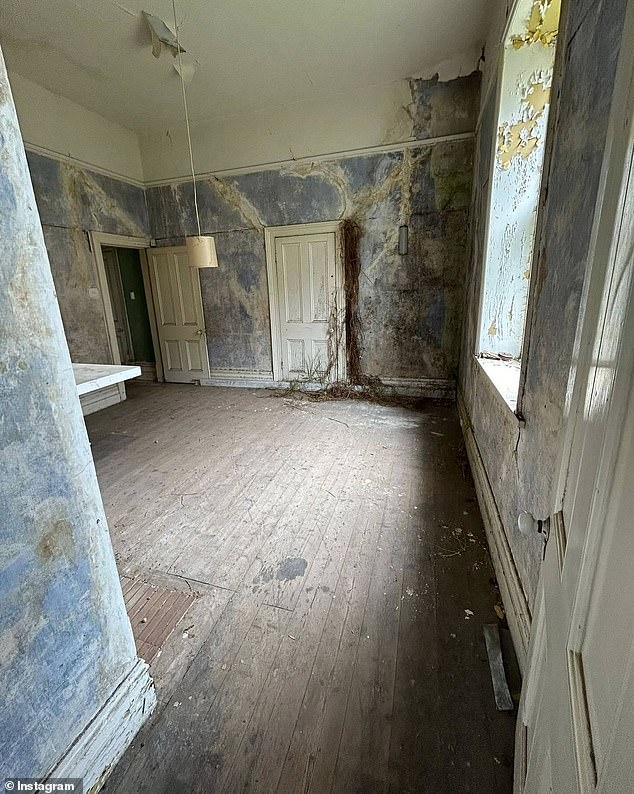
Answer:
top-left (146, 136), bottom-right (475, 380)
top-left (0, 53), bottom-right (139, 779)
top-left (460, 0), bottom-right (628, 604)
top-left (27, 151), bottom-right (149, 363)
top-left (27, 72), bottom-right (480, 383)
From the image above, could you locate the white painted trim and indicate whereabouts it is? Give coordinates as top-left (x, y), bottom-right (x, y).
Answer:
top-left (264, 221), bottom-right (345, 383)
top-left (74, 364), bottom-right (141, 396)
top-left (380, 377), bottom-right (455, 399)
top-left (91, 232), bottom-right (152, 251)
top-left (24, 132), bottom-right (475, 190)
top-left (79, 384), bottom-right (125, 416)
top-left (45, 659), bottom-right (156, 794)
top-left (476, 357), bottom-right (521, 417)
top-left (199, 373), bottom-right (454, 399)
top-left (137, 362), bottom-right (158, 382)
top-left (200, 369), bottom-right (274, 388)
top-left (458, 391), bottom-right (531, 671)
top-left (45, 658), bottom-right (155, 792)
top-left (143, 132), bottom-right (475, 188)
top-left (23, 142), bottom-right (145, 188)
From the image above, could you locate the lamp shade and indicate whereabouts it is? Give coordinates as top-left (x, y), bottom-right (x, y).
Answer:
top-left (186, 235), bottom-right (218, 268)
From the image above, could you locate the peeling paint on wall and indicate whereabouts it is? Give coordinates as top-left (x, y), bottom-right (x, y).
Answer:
top-left (461, 0), bottom-right (628, 608)
top-left (511, 0), bottom-right (561, 49)
top-left (479, 0), bottom-right (559, 357)
top-left (497, 73), bottom-right (552, 169)
top-left (408, 71), bottom-right (481, 140)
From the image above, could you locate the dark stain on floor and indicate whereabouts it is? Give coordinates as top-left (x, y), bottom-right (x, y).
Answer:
top-left (276, 557), bottom-right (307, 581)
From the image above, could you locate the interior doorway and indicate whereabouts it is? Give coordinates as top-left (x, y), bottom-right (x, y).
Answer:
top-left (102, 246), bottom-right (157, 382)
top-left (90, 231), bottom-right (164, 384)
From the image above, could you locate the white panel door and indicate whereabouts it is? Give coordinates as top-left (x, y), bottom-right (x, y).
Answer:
top-left (518, 15), bottom-right (634, 792)
top-left (274, 232), bottom-right (337, 381)
top-left (147, 247), bottom-right (210, 384)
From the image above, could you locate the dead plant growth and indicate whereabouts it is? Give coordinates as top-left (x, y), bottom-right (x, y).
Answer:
top-left (277, 216), bottom-right (440, 408)
top-left (339, 217), bottom-right (364, 384)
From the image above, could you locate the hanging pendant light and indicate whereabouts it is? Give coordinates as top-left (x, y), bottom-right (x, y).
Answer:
top-left (186, 234), bottom-right (218, 268)
top-left (172, 0), bottom-right (218, 268)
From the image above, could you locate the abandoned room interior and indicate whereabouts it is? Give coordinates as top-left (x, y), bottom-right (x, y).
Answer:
top-left (2, 0), bottom-right (634, 791)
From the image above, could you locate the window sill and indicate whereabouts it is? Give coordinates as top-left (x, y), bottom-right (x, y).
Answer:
top-left (476, 357), bottom-right (521, 414)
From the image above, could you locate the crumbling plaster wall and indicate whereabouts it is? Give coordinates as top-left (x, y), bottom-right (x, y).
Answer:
top-left (460, 0), bottom-right (628, 604)
top-left (26, 151), bottom-right (149, 363)
top-left (146, 72), bottom-right (480, 381)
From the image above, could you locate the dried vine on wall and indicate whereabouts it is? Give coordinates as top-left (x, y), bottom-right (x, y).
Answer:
top-left (339, 217), bottom-right (364, 384)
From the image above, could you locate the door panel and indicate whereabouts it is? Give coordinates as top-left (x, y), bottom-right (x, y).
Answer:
top-left (282, 242), bottom-right (303, 323)
top-left (148, 247), bottom-right (210, 383)
top-left (308, 239), bottom-right (329, 321)
top-left (518, 15), bottom-right (634, 791)
top-left (274, 232), bottom-right (338, 381)
top-left (286, 338), bottom-right (305, 375)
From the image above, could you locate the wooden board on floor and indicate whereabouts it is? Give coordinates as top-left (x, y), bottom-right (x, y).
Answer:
top-left (88, 385), bottom-right (515, 794)
top-left (121, 576), bottom-right (197, 662)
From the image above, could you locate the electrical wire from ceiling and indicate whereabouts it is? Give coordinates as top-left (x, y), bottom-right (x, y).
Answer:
top-left (171, 0), bottom-right (202, 238)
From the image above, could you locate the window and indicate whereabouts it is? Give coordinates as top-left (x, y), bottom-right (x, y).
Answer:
top-left (478, 0), bottom-right (560, 408)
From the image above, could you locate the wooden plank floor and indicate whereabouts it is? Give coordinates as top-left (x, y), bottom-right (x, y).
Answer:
top-left (90, 384), bottom-right (516, 794)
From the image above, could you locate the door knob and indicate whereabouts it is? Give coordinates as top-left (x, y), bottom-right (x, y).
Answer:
top-left (196, 329), bottom-right (205, 335)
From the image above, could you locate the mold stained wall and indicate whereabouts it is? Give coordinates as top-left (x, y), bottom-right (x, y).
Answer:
top-left (479, 0), bottom-right (559, 357)
top-left (26, 152), bottom-right (149, 363)
top-left (146, 72), bottom-right (481, 381)
top-left (460, 0), bottom-right (629, 604)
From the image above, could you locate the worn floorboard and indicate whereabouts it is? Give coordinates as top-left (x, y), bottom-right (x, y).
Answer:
top-left (90, 385), bottom-right (515, 794)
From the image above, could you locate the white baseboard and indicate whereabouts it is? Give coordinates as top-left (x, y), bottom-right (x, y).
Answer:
top-left (46, 658), bottom-right (156, 792)
top-left (457, 392), bottom-right (531, 672)
top-left (80, 383), bottom-right (125, 416)
top-left (380, 377), bottom-right (455, 399)
top-left (136, 363), bottom-right (157, 382)
top-left (199, 371), bottom-right (455, 399)
top-left (200, 369), bottom-right (275, 388)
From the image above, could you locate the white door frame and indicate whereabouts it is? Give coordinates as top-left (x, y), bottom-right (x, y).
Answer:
top-left (264, 221), bottom-right (346, 383)
top-left (90, 231), bottom-right (164, 383)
